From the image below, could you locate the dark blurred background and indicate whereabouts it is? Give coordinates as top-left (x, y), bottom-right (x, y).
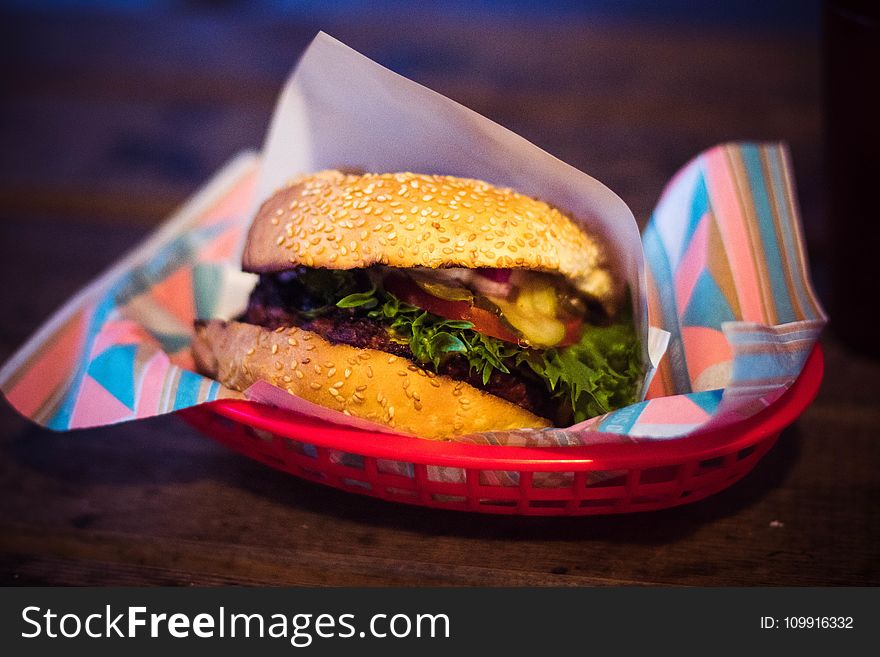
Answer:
top-left (3, 1), bottom-right (879, 587)
top-left (0, 0), bottom-right (829, 341)
top-left (0, 2), bottom-right (824, 256)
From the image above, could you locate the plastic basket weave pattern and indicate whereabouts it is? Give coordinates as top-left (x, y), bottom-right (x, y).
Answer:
top-left (180, 346), bottom-right (823, 516)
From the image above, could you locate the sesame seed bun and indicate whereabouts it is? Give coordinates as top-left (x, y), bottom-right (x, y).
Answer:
top-left (193, 319), bottom-right (551, 440)
top-left (243, 171), bottom-right (619, 311)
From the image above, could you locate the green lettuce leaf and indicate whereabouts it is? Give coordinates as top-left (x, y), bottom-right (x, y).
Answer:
top-left (336, 286), bottom-right (378, 309)
top-left (315, 273), bottom-right (642, 421)
top-left (518, 322), bottom-right (642, 422)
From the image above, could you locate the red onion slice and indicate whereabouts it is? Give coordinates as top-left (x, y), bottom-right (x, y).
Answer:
top-left (407, 267), bottom-right (515, 300)
top-left (469, 274), bottom-right (513, 298)
top-left (474, 268), bottom-right (512, 283)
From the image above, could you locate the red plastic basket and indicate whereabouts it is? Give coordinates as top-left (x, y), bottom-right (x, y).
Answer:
top-left (180, 345), bottom-right (823, 516)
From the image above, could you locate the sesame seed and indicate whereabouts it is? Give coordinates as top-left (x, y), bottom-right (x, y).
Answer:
top-left (388, 406), bottom-right (395, 419)
top-left (344, 368), bottom-right (352, 379)
top-left (327, 367), bottom-right (337, 377)
top-left (271, 344), bottom-right (278, 354)
top-left (313, 364), bottom-right (322, 374)
top-left (310, 382), bottom-right (322, 390)
top-left (328, 388), bottom-right (339, 397)
top-left (295, 370), bottom-right (304, 379)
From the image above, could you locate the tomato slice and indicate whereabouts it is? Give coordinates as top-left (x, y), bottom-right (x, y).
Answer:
top-left (384, 276), bottom-right (520, 343)
top-left (384, 275), bottom-right (583, 347)
top-left (560, 316), bottom-right (584, 347)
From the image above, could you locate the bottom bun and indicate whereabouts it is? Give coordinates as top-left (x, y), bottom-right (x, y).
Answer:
top-left (192, 320), bottom-right (551, 439)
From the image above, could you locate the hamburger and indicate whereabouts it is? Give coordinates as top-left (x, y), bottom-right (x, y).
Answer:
top-left (193, 171), bottom-right (641, 439)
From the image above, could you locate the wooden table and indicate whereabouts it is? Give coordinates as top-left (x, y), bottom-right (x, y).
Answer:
top-left (1, 6), bottom-right (877, 586)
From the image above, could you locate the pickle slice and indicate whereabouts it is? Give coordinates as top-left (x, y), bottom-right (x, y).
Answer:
top-left (411, 277), bottom-right (474, 302)
top-left (491, 281), bottom-right (565, 347)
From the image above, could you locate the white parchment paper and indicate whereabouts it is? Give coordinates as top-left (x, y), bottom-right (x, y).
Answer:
top-left (241, 32), bottom-right (665, 433)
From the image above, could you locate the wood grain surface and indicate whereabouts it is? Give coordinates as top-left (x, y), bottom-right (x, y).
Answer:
top-left (1, 5), bottom-right (876, 586)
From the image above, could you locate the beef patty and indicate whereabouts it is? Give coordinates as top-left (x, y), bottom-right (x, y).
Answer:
top-left (242, 275), bottom-right (559, 420)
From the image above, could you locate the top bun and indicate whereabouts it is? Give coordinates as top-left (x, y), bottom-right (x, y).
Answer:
top-left (243, 171), bottom-right (619, 309)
